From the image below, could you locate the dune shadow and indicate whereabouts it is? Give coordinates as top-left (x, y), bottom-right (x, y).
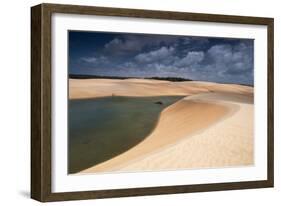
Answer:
top-left (68, 96), bottom-right (184, 174)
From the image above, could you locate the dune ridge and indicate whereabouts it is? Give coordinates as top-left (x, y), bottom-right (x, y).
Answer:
top-left (69, 78), bottom-right (254, 174)
top-left (81, 96), bottom-right (233, 173)
top-left (118, 96), bottom-right (253, 171)
top-left (69, 78), bottom-right (253, 99)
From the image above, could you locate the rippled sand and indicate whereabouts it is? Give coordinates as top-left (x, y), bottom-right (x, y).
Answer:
top-left (69, 78), bottom-right (253, 173)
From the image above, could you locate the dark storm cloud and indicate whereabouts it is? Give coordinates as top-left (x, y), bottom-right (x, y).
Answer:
top-left (69, 31), bottom-right (254, 85)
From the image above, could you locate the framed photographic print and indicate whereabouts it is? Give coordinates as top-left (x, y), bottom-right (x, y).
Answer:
top-left (31, 3), bottom-right (274, 202)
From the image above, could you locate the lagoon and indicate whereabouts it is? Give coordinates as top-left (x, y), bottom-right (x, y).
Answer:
top-left (68, 95), bottom-right (183, 174)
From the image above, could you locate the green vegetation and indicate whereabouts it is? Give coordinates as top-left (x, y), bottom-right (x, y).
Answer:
top-left (69, 74), bottom-right (192, 82)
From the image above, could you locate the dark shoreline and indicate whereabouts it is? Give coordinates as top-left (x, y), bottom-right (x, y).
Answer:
top-left (69, 74), bottom-right (192, 82)
top-left (69, 74), bottom-right (254, 87)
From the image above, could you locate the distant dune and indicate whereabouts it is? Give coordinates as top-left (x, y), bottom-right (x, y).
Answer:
top-left (68, 78), bottom-right (254, 174)
top-left (69, 78), bottom-right (253, 99)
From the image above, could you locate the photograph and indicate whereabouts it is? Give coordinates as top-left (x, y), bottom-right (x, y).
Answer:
top-left (68, 31), bottom-right (254, 174)
top-left (31, 3), bottom-right (273, 201)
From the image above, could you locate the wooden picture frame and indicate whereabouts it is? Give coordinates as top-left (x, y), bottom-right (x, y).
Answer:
top-left (31, 3), bottom-right (274, 202)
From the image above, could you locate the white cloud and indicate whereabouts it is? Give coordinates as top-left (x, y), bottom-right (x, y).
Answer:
top-left (174, 51), bottom-right (204, 67)
top-left (206, 43), bottom-right (253, 76)
top-left (104, 35), bottom-right (179, 54)
top-left (80, 57), bottom-right (98, 63)
top-left (146, 63), bottom-right (175, 71)
top-left (80, 55), bottom-right (108, 64)
top-left (104, 38), bottom-right (122, 49)
top-left (78, 37), bottom-right (253, 84)
top-left (105, 37), bottom-right (139, 53)
top-left (207, 44), bottom-right (232, 63)
top-left (135, 46), bottom-right (175, 63)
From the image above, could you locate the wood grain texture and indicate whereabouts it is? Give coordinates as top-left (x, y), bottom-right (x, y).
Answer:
top-left (31, 4), bottom-right (42, 201)
top-left (31, 4), bottom-right (52, 201)
top-left (267, 20), bottom-right (274, 186)
top-left (31, 3), bottom-right (274, 202)
top-left (42, 3), bottom-right (272, 25)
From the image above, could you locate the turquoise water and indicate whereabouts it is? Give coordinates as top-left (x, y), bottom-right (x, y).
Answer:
top-left (68, 96), bottom-right (183, 174)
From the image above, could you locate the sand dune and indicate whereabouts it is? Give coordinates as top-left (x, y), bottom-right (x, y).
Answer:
top-left (69, 78), bottom-right (254, 173)
top-left (69, 78), bottom-right (253, 99)
top-left (117, 94), bottom-right (253, 172)
top-left (81, 96), bottom-right (231, 173)
top-left (81, 93), bottom-right (253, 173)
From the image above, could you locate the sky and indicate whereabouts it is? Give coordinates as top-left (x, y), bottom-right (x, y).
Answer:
top-left (68, 31), bottom-right (254, 85)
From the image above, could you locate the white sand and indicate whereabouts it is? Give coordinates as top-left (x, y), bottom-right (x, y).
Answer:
top-left (69, 78), bottom-right (254, 173)
top-left (69, 78), bottom-right (253, 99)
top-left (115, 94), bottom-right (253, 172)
